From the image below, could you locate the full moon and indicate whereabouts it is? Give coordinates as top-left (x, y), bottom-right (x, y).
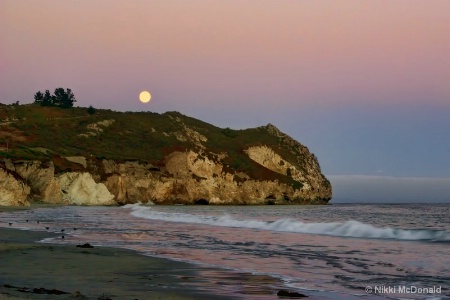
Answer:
top-left (139, 91), bottom-right (151, 103)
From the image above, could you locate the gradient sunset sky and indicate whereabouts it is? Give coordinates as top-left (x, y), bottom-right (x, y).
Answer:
top-left (1, 1), bottom-right (449, 202)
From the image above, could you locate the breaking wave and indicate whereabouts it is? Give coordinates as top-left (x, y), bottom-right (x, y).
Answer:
top-left (124, 204), bottom-right (450, 242)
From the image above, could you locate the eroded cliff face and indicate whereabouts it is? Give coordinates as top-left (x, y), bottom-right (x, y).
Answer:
top-left (244, 144), bottom-right (329, 196)
top-left (1, 160), bottom-right (114, 206)
top-left (0, 167), bottom-right (30, 206)
top-left (102, 150), bottom-right (316, 205)
top-left (1, 148), bottom-right (331, 206)
top-left (0, 125), bottom-right (331, 206)
top-left (11, 160), bottom-right (59, 203)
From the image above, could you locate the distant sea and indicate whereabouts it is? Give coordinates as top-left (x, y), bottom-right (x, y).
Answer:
top-left (2, 204), bottom-right (449, 300)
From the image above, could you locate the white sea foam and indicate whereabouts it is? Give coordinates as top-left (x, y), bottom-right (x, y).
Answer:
top-left (124, 204), bottom-right (450, 242)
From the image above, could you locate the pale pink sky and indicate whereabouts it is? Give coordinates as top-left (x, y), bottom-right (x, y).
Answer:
top-left (1, 0), bottom-right (450, 185)
top-left (2, 0), bottom-right (449, 109)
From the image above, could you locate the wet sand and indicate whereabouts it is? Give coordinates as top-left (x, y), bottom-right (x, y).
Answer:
top-left (0, 210), bottom-right (285, 300)
top-left (0, 227), bottom-right (239, 299)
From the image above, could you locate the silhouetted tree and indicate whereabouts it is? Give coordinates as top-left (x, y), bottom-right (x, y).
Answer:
top-left (42, 90), bottom-right (53, 106)
top-left (53, 87), bottom-right (76, 108)
top-left (33, 88), bottom-right (76, 108)
top-left (34, 91), bottom-right (43, 104)
top-left (87, 105), bottom-right (96, 115)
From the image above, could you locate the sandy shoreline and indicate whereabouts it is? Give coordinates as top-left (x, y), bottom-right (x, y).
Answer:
top-left (0, 227), bottom-right (239, 300)
top-left (0, 206), bottom-right (287, 300)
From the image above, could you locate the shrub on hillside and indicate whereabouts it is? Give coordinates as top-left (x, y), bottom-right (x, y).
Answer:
top-left (87, 105), bottom-right (96, 115)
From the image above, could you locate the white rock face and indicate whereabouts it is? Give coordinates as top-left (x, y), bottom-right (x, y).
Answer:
top-left (42, 178), bottom-right (63, 204)
top-left (245, 146), bottom-right (287, 174)
top-left (0, 168), bottom-right (30, 206)
top-left (59, 172), bottom-right (115, 205)
top-left (168, 115), bottom-right (208, 148)
top-left (79, 119), bottom-right (115, 137)
top-left (64, 156), bottom-right (87, 168)
top-left (245, 145), bottom-right (306, 182)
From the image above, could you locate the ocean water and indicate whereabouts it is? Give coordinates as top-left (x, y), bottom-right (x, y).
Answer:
top-left (1, 204), bottom-right (449, 300)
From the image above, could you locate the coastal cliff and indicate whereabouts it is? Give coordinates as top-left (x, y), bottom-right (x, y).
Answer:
top-left (0, 105), bottom-right (331, 206)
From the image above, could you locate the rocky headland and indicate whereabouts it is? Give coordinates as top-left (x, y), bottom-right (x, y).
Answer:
top-left (0, 105), bottom-right (331, 206)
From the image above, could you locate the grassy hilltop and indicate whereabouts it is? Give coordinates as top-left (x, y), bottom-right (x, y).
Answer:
top-left (0, 103), bottom-right (324, 189)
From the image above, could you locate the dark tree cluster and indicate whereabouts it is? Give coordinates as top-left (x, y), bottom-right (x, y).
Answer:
top-left (87, 105), bottom-right (96, 115)
top-left (34, 88), bottom-right (76, 108)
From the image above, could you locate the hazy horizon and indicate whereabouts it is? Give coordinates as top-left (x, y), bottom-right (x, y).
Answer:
top-left (328, 175), bottom-right (450, 203)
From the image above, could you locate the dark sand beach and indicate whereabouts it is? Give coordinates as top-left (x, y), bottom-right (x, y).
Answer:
top-left (1, 228), bottom-right (228, 300)
top-left (0, 207), bottom-right (284, 300)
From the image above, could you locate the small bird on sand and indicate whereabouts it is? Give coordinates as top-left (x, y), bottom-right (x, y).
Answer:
top-left (45, 227), bottom-right (50, 230)
top-left (62, 236), bottom-right (65, 239)
top-left (73, 228), bottom-right (77, 231)
top-left (8, 223), bottom-right (12, 226)
top-left (26, 220), bottom-right (28, 222)
top-left (37, 221), bottom-right (40, 224)
top-left (61, 229), bottom-right (65, 232)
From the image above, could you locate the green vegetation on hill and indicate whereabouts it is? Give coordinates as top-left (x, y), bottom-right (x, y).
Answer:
top-left (0, 104), bottom-right (316, 188)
